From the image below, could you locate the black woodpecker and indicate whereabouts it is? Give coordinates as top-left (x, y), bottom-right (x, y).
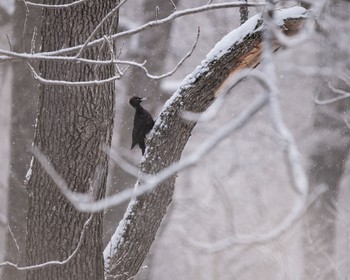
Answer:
top-left (129, 96), bottom-right (155, 155)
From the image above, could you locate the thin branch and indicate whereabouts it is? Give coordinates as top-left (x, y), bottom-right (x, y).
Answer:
top-left (6, 34), bottom-right (12, 52)
top-left (328, 81), bottom-right (350, 95)
top-left (26, 62), bottom-right (121, 86)
top-left (168, 0), bottom-right (177, 11)
top-left (315, 94), bottom-right (350, 105)
top-left (8, 225), bottom-right (21, 257)
top-left (0, 215), bottom-right (93, 270)
top-left (131, 26), bottom-right (200, 80)
top-left (24, 0), bottom-right (89, 9)
top-left (344, 117), bottom-right (350, 130)
top-left (314, 81), bottom-right (350, 105)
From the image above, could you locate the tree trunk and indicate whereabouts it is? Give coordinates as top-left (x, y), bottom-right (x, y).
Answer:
top-left (2, 2), bottom-right (40, 279)
top-left (25, 1), bottom-right (118, 280)
top-left (106, 12), bottom-right (307, 280)
top-left (303, 1), bottom-right (350, 279)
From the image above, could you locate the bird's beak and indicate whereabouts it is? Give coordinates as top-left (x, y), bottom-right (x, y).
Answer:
top-left (141, 97), bottom-right (148, 101)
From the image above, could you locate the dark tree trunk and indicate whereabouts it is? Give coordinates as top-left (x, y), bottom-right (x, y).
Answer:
top-left (25, 1), bottom-right (118, 280)
top-left (106, 13), bottom-right (307, 280)
top-left (2, 2), bottom-right (40, 280)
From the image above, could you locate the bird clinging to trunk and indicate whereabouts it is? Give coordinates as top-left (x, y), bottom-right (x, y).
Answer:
top-left (129, 96), bottom-right (155, 155)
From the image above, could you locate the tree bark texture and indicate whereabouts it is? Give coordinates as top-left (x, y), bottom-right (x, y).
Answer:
top-left (106, 11), bottom-right (307, 280)
top-left (26, 1), bottom-right (118, 280)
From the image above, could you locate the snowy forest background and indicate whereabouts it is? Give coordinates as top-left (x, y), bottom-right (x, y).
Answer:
top-left (0, 0), bottom-right (350, 279)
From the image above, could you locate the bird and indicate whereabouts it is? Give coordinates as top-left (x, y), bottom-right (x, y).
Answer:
top-left (129, 96), bottom-right (155, 155)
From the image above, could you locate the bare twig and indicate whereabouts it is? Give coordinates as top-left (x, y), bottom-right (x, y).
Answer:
top-left (8, 225), bottom-right (20, 257)
top-left (24, 0), bottom-right (89, 9)
top-left (6, 34), bottom-right (12, 51)
top-left (26, 62), bottom-right (121, 86)
top-left (168, 0), bottom-right (177, 11)
top-left (314, 81), bottom-right (350, 105)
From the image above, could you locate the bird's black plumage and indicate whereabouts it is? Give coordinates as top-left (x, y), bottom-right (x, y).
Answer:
top-left (129, 96), bottom-right (154, 155)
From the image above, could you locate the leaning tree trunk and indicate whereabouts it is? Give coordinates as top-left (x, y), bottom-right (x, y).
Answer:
top-left (25, 1), bottom-right (118, 280)
top-left (105, 10), bottom-right (307, 280)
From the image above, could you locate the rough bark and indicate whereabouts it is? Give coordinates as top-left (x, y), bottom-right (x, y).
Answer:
top-left (25, 1), bottom-right (118, 280)
top-left (107, 12), bottom-right (307, 280)
top-left (2, 2), bottom-right (40, 280)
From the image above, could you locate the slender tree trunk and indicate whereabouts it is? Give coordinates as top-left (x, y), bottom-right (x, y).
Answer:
top-left (2, 2), bottom-right (40, 279)
top-left (303, 1), bottom-right (350, 279)
top-left (25, 1), bottom-right (118, 279)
